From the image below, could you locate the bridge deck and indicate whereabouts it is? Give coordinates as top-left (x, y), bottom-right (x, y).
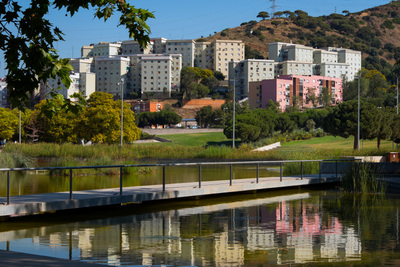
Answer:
top-left (0, 174), bottom-right (339, 219)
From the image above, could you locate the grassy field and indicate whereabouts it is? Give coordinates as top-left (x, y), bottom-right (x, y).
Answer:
top-left (160, 132), bottom-right (233, 147)
top-left (159, 132), bottom-right (396, 154)
top-left (3, 133), bottom-right (399, 168)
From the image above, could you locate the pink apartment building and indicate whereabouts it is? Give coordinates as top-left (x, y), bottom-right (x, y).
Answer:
top-left (249, 75), bottom-right (343, 111)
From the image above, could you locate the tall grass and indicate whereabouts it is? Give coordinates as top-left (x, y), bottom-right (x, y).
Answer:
top-left (0, 151), bottom-right (34, 168)
top-left (341, 163), bottom-right (386, 194)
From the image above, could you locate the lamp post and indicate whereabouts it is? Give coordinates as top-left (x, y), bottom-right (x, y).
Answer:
top-left (357, 75), bottom-right (360, 151)
top-left (233, 74), bottom-right (236, 149)
top-left (118, 78), bottom-right (124, 147)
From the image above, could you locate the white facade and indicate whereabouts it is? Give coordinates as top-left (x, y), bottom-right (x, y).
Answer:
top-left (228, 59), bottom-right (276, 97)
top-left (125, 54), bottom-right (182, 97)
top-left (151, 37), bottom-right (168, 54)
top-left (43, 73), bottom-right (81, 99)
top-left (92, 42), bottom-right (121, 57)
top-left (0, 79), bottom-right (7, 108)
top-left (95, 56), bottom-right (130, 99)
top-left (140, 54), bottom-right (182, 96)
top-left (269, 42), bottom-right (313, 63)
top-left (214, 40), bottom-right (245, 79)
top-left (121, 39), bottom-right (153, 55)
top-left (194, 42), bottom-right (213, 70)
top-left (166, 40), bottom-right (195, 68)
top-left (277, 61), bottom-right (314, 76)
top-left (70, 58), bottom-right (94, 73)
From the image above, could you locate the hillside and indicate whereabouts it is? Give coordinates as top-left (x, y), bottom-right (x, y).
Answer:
top-left (201, 1), bottom-right (400, 78)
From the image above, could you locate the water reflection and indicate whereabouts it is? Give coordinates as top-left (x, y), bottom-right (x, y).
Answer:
top-left (4, 191), bottom-right (391, 266)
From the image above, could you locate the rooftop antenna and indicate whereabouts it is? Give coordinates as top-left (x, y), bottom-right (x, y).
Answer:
top-left (270, 0), bottom-right (278, 18)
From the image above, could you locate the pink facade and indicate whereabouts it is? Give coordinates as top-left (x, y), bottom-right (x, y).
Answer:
top-left (260, 75), bottom-right (343, 111)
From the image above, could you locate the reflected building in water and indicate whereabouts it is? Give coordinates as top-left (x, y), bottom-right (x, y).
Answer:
top-left (29, 198), bottom-right (361, 266)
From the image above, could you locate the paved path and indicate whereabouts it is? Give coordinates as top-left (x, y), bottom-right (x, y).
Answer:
top-left (0, 174), bottom-right (338, 219)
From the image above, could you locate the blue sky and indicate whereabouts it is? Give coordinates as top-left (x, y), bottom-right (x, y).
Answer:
top-left (0, 0), bottom-right (391, 77)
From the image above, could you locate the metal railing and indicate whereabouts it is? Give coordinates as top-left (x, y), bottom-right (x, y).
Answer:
top-left (0, 159), bottom-right (357, 205)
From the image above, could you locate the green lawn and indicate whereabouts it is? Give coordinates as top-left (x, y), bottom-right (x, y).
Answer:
top-left (280, 136), bottom-right (395, 152)
top-left (161, 132), bottom-right (233, 147)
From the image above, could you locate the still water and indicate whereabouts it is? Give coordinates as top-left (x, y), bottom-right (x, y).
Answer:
top-left (1, 190), bottom-right (400, 266)
top-left (0, 164), bottom-right (282, 196)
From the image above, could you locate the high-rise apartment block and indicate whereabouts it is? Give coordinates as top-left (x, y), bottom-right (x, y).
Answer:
top-left (249, 75), bottom-right (343, 111)
top-left (230, 42), bottom-right (361, 100)
top-left (63, 38), bottom-right (245, 101)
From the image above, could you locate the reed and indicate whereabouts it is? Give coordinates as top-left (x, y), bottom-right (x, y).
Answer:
top-left (0, 151), bottom-right (34, 168)
top-left (341, 162), bottom-right (386, 194)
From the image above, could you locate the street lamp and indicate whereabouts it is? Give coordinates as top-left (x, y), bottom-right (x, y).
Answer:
top-left (357, 75), bottom-right (360, 151)
top-left (117, 78), bottom-right (124, 147)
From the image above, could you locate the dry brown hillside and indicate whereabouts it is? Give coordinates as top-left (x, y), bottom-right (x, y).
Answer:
top-left (201, 2), bottom-right (400, 71)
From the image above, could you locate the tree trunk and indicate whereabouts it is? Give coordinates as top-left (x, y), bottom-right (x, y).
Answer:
top-left (353, 132), bottom-right (359, 150)
top-left (377, 137), bottom-right (381, 150)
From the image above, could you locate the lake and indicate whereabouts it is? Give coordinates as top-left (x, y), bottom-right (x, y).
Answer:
top-left (1, 189), bottom-right (399, 266)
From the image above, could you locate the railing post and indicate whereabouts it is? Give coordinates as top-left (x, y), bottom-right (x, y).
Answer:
top-left (69, 169), bottom-right (73, 200)
top-left (280, 162), bottom-right (283, 182)
top-left (335, 160), bottom-right (338, 179)
top-left (7, 171), bottom-right (10, 205)
top-left (162, 166), bottom-right (166, 192)
top-left (120, 167), bottom-right (123, 196)
top-left (198, 165), bottom-right (202, 189)
top-left (319, 161), bottom-right (322, 181)
top-left (301, 162), bottom-right (303, 180)
top-left (230, 164), bottom-right (233, 186)
top-left (256, 163), bottom-right (259, 184)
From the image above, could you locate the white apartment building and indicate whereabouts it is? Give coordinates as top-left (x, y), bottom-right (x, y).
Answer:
top-left (79, 73), bottom-right (96, 98)
top-left (194, 41), bottom-right (213, 70)
top-left (121, 39), bottom-right (153, 55)
top-left (214, 40), bottom-right (245, 79)
top-left (0, 79), bottom-right (7, 108)
top-left (92, 42), bottom-right (121, 57)
top-left (228, 59), bottom-right (276, 97)
top-left (42, 73), bottom-right (81, 99)
top-left (316, 63), bottom-right (350, 79)
top-left (151, 37), bottom-right (167, 54)
top-left (140, 55), bottom-right (182, 97)
top-left (336, 48), bottom-right (362, 81)
top-left (269, 42), bottom-right (314, 63)
top-left (277, 61), bottom-right (314, 76)
top-left (230, 42), bottom-right (361, 99)
top-left (81, 45), bottom-right (93, 58)
top-left (166, 40), bottom-right (195, 68)
top-left (95, 56), bottom-right (130, 99)
top-left (313, 49), bottom-right (338, 64)
top-left (125, 54), bottom-right (182, 97)
top-left (69, 58), bottom-right (95, 73)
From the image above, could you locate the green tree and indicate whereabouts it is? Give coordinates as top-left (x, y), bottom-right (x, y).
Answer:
top-left (201, 76), bottom-right (219, 91)
top-left (76, 92), bottom-right (140, 143)
top-left (156, 110), bottom-right (182, 127)
top-left (32, 94), bottom-right (79, 143)
top-left (213, 71), bottom-right (225, 81)
top-left (318, 87), bottom-right (332, 107)
top-left (257, 11), bottom-right (269, 20)
top-left (0, 108), bottom-right (18, 140)
top-left (375, 107), bottom-right (395, 149)
top-left (195, 106), bottom-right (214, 128)
top-left (2, 1), bottom-right (154, 108)
top-left (323, 100), bottom-right (378, 150)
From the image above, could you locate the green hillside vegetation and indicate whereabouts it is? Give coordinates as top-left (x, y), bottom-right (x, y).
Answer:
top-left (203, 1), bottom-right (400, 84)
